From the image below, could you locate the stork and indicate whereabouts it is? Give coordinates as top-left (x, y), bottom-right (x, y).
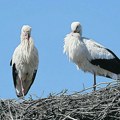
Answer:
top-left (64, 22), bottom-right (120, 91)
top-left (10, 25), bottom-right (39, 97)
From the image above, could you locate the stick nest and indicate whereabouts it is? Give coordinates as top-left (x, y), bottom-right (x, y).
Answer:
top-left (0, 83), bottom-right (120, 120)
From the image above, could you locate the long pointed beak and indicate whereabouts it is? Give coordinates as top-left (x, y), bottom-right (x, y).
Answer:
top-left (25, 32), bottom-right (30, 40)
top-left (28, 33), bottom-right (30, 40)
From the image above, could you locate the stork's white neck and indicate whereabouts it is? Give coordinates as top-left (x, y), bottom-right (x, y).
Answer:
top-left (20, 37), bottom-right (34, 53)
top-left (71, 32), bottom-right (82, 40)
top-left (20, 37), bottom-right (35, 63)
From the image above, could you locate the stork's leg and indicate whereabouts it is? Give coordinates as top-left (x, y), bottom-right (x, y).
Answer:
top-left (20, 79), bottom-right (25, 97)
top-left (93, 73), bottom-right (96, 91)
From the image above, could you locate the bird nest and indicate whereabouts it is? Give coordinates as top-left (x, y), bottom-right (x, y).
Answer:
top-left (0, 82), bottom-right (120, 120)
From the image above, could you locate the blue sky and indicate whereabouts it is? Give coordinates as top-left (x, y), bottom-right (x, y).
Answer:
top-left (0, 0), bottom-right (120, 99)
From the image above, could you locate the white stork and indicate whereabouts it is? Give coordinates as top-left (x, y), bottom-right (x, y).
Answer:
top-left (64, 22), bottom-right (120, 91)
top-left (10, 25), bottom-right (39, 97)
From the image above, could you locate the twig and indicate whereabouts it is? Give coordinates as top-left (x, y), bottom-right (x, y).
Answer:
top-left (8, 101), bottom-right (14, 120)
top-left (62, 114), bottom-right (77, 120)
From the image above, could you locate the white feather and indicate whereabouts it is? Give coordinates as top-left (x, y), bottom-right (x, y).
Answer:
top-left (64, 22), bottom-right (120, 80)
top-left (11, 25), bottom-right (39, 97)
top-left (12, 37), bottom-right (38, 77)
top-left (83, 38), bottom-right (114, 60)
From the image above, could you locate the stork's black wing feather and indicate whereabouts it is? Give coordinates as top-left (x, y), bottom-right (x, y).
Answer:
top-left (106, 48), bottom-right (120, 61)
top-left (90, 49), bottom-right (120, 74)
top-left (10, 59), bottom-right (12, 66)
top-left (12, 63), bottom-right (17, 88)
top-left (24, 70), bottom-right (37, 96)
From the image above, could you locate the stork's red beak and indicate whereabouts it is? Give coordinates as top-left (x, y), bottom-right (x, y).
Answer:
top-left (28, 33), bottom-right (30, 40)
top-left (25, 33), bottom-right (30, 40)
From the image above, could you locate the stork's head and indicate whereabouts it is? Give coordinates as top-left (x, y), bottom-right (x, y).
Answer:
top-left (71, 22), bottom-right (82, 36)
top-left (21, 25), bottom-right (31, 41)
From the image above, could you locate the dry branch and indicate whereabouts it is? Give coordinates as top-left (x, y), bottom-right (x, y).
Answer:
top-left (0, 82), bottom-right (120, 120)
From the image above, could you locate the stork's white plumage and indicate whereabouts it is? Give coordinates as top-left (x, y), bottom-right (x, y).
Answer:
top-left (10, 25), bottom-right (39, 97)
top-left (64, 22), bottom-right (120, 90)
